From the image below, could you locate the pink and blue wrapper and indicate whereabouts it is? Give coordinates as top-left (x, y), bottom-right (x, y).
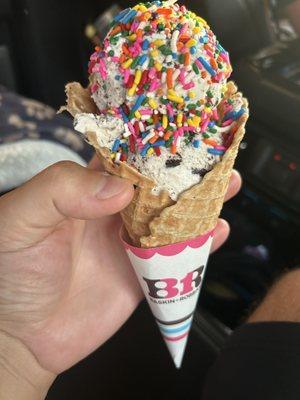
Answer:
top-left (121, 228), bottom-right (214, 368)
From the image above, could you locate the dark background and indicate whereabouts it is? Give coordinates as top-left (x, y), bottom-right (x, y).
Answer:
top-left (0, 0), bottom-right (299, 398)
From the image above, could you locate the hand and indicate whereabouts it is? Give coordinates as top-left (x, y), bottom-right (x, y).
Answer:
top-left (0, 158), bottom-right (241, 377)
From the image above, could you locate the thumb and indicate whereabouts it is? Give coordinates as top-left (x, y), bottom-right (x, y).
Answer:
top-left (0, 161), bottom-right (134, 249)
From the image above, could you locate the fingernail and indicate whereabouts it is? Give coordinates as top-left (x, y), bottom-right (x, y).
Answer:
top-left (96, 176), bottom-right (129, 200)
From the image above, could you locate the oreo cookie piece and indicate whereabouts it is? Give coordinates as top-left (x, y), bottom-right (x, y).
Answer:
top-left (165, 153), bottom-right (182, 168)
top-left (192, 168), bottom-right (209, 177)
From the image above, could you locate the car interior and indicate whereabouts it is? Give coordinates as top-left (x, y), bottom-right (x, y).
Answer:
top-left (0, 0), bottom-right (299, 398)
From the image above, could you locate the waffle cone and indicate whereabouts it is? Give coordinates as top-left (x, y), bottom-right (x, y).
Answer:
top-left (62, 81), bottom-right (248, 248)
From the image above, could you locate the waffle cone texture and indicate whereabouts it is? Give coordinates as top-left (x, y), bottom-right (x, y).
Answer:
top-left (61, 81), bottom-right (249, 248)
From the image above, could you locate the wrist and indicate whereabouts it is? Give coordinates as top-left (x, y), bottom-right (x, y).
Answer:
top-left (0, 330), bottom-right (56, 400)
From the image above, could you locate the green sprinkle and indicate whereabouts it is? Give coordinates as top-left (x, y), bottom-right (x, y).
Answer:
top-left (108, 50), bottom-right (114, 57)
top-left (131, 57), bottom-right (140, 69)
top-left (144, 83), bottom-right (150, 90)
top-left (148, 58), bottom-right (154, 67)
top-left (192, 63), bottom-right (199, 74)
top-left (144, 25), bottom-right (151, 32)
top-left (203, 133), bottom-right (210, 138)
top-left (165, 138), bottom-right (173, 147)
top-left (209, 128), bottom-right (217, 134)
top-left (187, 103), bottom-right (197, 109)
top-left (157, 23), bottom-right (164, 31)
top-left (142, 97), bottom-right (148, 106)
top-left (207, 90), bottom-right (213, 98)
top-left (178, 54), bottom-right (185, 64)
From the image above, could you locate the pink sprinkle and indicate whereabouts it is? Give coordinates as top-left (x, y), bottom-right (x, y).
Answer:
top-left (183, 126), bottom-right (196, 132)
top-left (220, 52), bottom-right (229, 63)
top-left (157, 126), bottom-right (164, 132)
top-left (111, 56), bottom-right (120, 63)
top-left (90, 83), bottom-right (98, 93)
top-left (205, 49), bottom-right (214, 58)
top-left (215, 145), bottom-right (226, 151)
top-left (222, 119), bottom-right (233, 127)
top-left (201, 119), bottom-right (210, 133)
top-left (131, 20), bottom-right (139, 32)
top-left (140, 109), bottom-right (153, 115)
top-left (148, 67), bottom-right (156, 79)
top-left (180, 23), bottom-right (188, 35)
top-left (183, 81), bottom-right (195, 90)
top-left (166, 103), bottom-right (174, 117)
top-left (123, 69), bottom-right (130, 84)
top-left (149, 80), bottom-right (160, 92)
top-left (195, 59), bottom-right (203, 70)
top-left (212, 109), bottom-right (219, 120)
top-left (178, 69), bottom-right (186, 84)
top-left (127, 122), bottom-right (135, 135)
top-left (99, 59), bottom-right (107, 79)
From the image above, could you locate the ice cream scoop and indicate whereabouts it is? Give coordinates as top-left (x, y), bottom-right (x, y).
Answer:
top-left (74, 0), bottom-right (246, 200)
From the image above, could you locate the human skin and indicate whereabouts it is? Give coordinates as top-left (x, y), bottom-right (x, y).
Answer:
top-left (0, 157), bottom-right (242, 399)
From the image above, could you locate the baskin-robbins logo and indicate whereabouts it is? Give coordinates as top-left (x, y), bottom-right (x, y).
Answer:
top-left (143, 266), bottom-right (204, 305)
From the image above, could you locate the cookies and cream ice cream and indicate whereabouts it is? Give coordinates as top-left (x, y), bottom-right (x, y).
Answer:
top-left (74, 0), bottom-right (246, 200)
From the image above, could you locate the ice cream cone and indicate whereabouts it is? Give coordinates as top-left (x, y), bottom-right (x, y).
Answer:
top-left (61, 80), bottom-right (248, 368)
top-left (62, 81), bottom-right (248, 248)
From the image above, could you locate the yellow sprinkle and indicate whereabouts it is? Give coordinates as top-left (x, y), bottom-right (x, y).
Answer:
top-left (135, 111), bottom-right (141, 119)
top-left (162, 114), bottom-right (168, 129)
top-left (139, 4), bottom-right (147, 12)
top-left (205, 107), bottom-right (212, 113)
top-left (168, 95), bottom-right (184, 104)
top-left (155, 62), bottom-right (162, 71)
top-left (122, 58), bottom-right (133, 69)
top-left (149, 99), bottom-right (158, 109)
top-left (177, 112), bottom-right (183, 126)
top-left (128, 84), bottom-right (137, 97)
top-left (127, 34), bottom-right (137, 41)
top-left (150, 50), bottom-right (159, 58)
top-left (134, 70), bottom-right (142, 85)
top-left (147, 148), bottom-right (154, 156)
top-left (186, 39), bottom-right (197, 48)
top-left (154, 39), bottom-right (165, 47)
top-left (193, 26), bottom-right (201, 34)
top-left (167, 89), bottom-right (176, 96)
top-left (110, 153), bottom-right (115, 160)
top-left (188, 90), bottom-right (196, 98)
top-left (193, 116), bottom-right (201, 126)
top-left (187, 118), bottom-right (195, 127)
top-left (133, 4), bottom-right (140, 10)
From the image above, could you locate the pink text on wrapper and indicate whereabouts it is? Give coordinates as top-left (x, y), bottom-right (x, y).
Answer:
top-left (143, 266), bottom-right (204, 299)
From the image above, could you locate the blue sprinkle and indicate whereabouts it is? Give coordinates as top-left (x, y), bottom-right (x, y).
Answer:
top-left (120, 108), bottom-right (129, 123)
top-left (172, 52), bottom-right (178, 60)
top-left (138, 54), bottom-right (148, 66)
top-left (207, 148), bottom-right (225, 156)
top-left (208, 121), bottom-right (216, 128)
top-left (169, 116), bottom-right (174, 122)
top-left (120, 9), bottom-right (137, 24)
top-left (120, 143), bottom-right (127, 148)
top-left (193, 140), bottom-right (200, 148)
top-left (112, 139), bottom-right (120, 152)
top-left (132, 94), bottom-right (146, 112)
top-left (198, 56), bottom-right (216, 77)
top-left (184, 96), bottom-right (190, 101)
top-left (142, 39), bottom-right (150, 50)
top-left (152, 140), bottom-right (165, 147)
top-left (114, 8), bottom-right (130, 22)
top-left (224, 108), bottom-right (245, 121)
top-left (190, 46), bottom-right (197, 55)
top-left (155, 123), bottom-right (162, 129)
top-left (141, 143), bottom-right (151, 157)
top-left (115, 75), bottom-right (121, 81)
top-left (141, 132), bottom-right (148, 139)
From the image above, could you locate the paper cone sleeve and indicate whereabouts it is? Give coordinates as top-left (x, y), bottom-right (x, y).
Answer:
top-left (61, 81), bottom-right (249, 248)
top-left (121, 227), bottom-right (214, 368)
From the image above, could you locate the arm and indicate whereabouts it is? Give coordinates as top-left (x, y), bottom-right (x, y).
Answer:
top-left (203, 269), bottom-right (300, 400)
top-left (0, 331), bottom-right (55, 400)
